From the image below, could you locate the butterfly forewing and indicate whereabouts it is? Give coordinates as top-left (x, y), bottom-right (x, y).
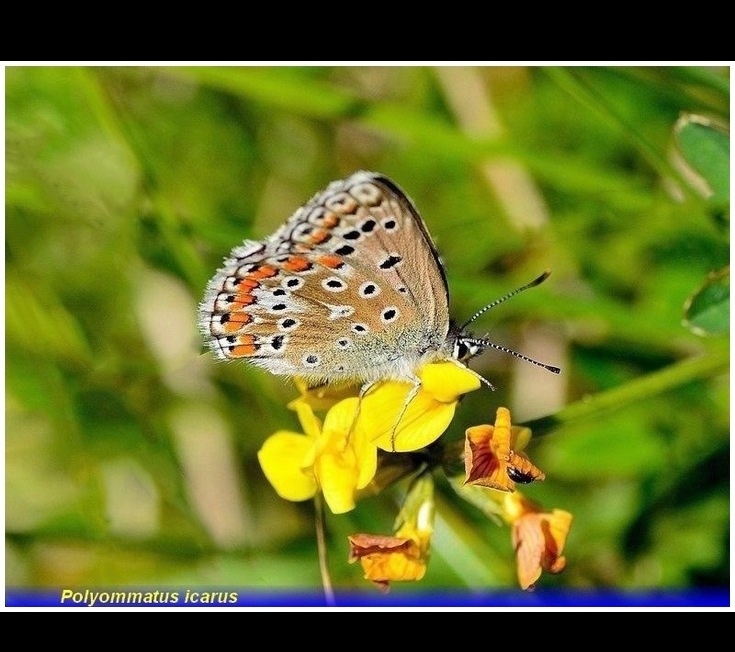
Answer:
top-left (200, 171), bottom-right (451, 384)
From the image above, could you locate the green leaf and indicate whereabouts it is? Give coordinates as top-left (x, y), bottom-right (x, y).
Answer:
top-left (683, 266), bottom-right (730, 336)
top-left (674, 114), bottom-right (730, 206)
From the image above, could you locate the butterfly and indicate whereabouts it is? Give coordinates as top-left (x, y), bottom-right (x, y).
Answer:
top-left (199, 171), bottom-right (559, 394)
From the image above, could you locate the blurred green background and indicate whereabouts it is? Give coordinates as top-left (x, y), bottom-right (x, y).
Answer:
top-left (5, 65), bottom-right (729, 599)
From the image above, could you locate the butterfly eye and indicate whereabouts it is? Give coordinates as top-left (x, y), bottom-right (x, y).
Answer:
top-left (453, 339), bottom-right (479, 362)
top-left (453, 341), bottom-right (468, 360)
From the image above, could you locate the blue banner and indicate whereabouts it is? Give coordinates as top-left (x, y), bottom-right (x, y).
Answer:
top-left (5, 587), bottom-right (730, 608)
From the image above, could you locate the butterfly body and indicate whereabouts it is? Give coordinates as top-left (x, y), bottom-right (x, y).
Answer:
top-left (200, 171), bottom-right (462, 386)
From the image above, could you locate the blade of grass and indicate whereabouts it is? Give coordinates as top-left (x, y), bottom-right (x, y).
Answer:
top-left (523, 349), bottom-right (729, 437)
top-left (543, 66), bottom-right (692, 197)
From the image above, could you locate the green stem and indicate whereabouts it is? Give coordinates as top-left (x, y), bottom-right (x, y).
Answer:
top-left (523, 350), bottom-right (729, 437)
top-left (314, 494), bottom-right (336, 606)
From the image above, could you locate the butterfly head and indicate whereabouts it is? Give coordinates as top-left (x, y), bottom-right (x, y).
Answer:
top-left (450, 328), bottom-right (485, 364)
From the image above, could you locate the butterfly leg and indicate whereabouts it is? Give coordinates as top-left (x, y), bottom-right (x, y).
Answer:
top-left (351, 377), bottom-right (422, 451)
top-left (387, 375), bottom-right (422, 452)
top-left (340, 380), bottom-right (382, 444)
top-left (351, 375), bottom-right (423, 451)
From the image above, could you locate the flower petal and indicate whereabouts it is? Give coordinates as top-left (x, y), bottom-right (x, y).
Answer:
top-left (348, 533), bottom-right (414, 557)
top-left (315, 451), bottom-right (360, 514)
top-left (361, 383), bottom-right (457, 452)
top-left (511, 425), bottom-right (533, 452)
top-left (257, 432), bottom-right (317, 502)
top-left (504, 493), bottom-right (573, 590)
top-left (418, 361), bottom-right (482, 403)
top-left (348, 533), bottom-right (427, 587)
top-left (313, 397), bottom-right (378, 513)
top-left (464, 422), bottom-right (514, 492)
top-left (354, 434), bottom-right (378, 491)
top-left (545, 509), bottom-right (573, 568)
top-left (290, 400), bottom-right (322, 440)
top-left (321, 397), bottom-right (361, 434)
top-left (321, 397), bottom-right (378, 493)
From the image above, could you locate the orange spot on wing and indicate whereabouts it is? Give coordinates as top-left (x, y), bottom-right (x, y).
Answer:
top-left (230, 334), bottom-right (257, 357)
top-left (239, 278), bottom-right (260, 290)
top-left (251, 265), bottom-right (278, 280)
top-left (231, 344), bottom-right (257, 356)
top-left (223, 313), bottom-right (252, 333)
top-left (309, 228), bottom-right (330, 245)
top-left (283, 256), bottom-right (312, 273)
top-left (318, 254), bottom-right (345, 269)
top-left (232, 293), bottom-right (256, 307)
top-left (322, 212), bottom-right (340, 228)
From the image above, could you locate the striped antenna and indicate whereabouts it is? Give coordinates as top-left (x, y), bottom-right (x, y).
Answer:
top-left (459, 270), bottom-right (552, 331)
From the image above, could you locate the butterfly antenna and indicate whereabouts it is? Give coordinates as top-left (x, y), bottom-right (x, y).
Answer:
top-left (466, 338), bottom-right (561, 375)
top-left (459, 270), bottom-right (552, 331)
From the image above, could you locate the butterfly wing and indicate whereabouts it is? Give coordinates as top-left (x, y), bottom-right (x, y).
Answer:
top-left (199, 171), bottom-right (451, 384)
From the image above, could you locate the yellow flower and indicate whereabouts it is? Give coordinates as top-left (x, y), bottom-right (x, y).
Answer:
top-left (347, 533), bottom-right (427, 592)
top-left (359, 361), bottom-right (482, 452)
top-left (257, 398), bottom-right (378, 514)
top-left (464, 407), bottom-right (545, 492)
top-left (502, 492), bottom-right (573, 590)
top-left (348, 474), bottom-right (434, 590)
